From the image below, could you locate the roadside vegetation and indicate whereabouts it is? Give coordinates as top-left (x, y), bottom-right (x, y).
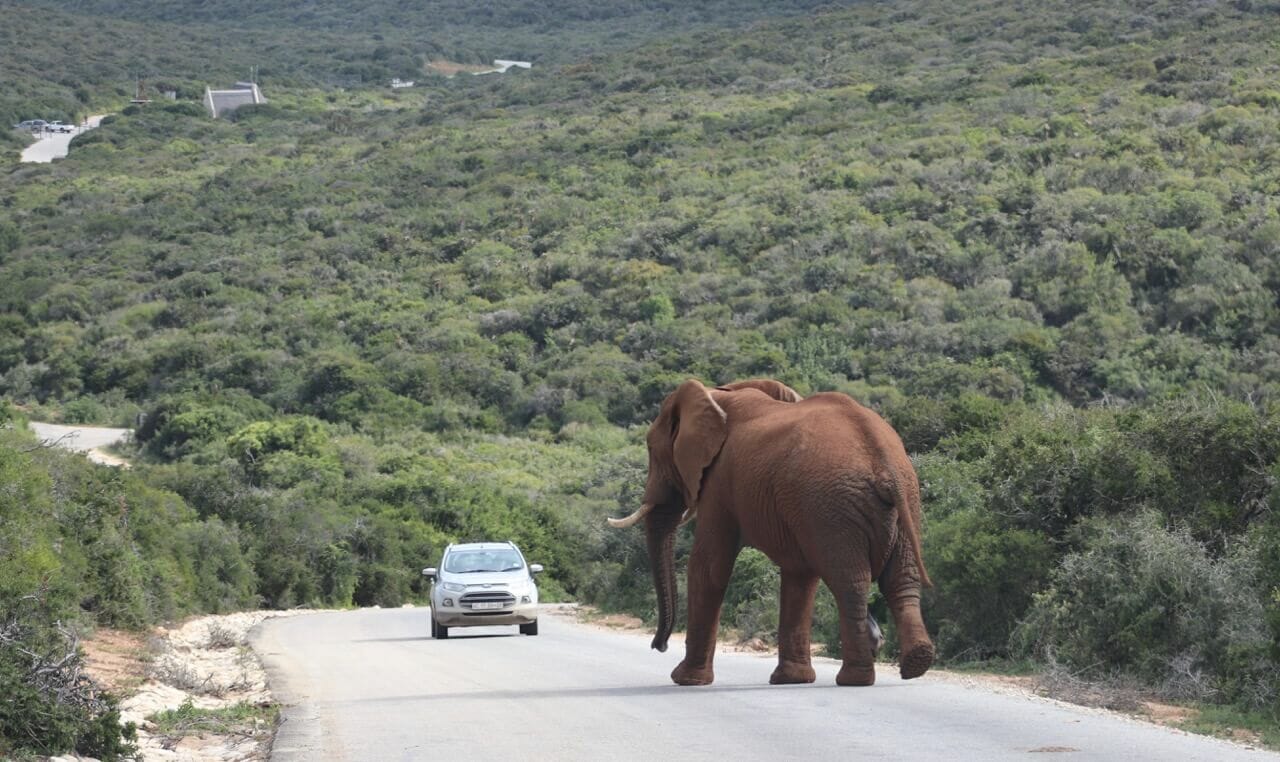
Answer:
top-left (2, 0), bottom-right (1280, 755)
top-left (148, 699), bottom-right (278, 745)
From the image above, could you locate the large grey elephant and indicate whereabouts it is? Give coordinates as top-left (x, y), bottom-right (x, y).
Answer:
top-left (609, 378), bottom-right (933, 686)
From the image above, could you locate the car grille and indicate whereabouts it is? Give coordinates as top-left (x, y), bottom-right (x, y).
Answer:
top-left (460, 591), bottom-right (516, 609)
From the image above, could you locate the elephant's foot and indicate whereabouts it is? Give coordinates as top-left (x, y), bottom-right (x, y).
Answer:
top-left (835, 664), bottom-right (876, 686)
top-left (899, 642), bottom-right (935, 680)
top-left (671, 661), bottom-right (715, 686)
top-left (769, 661), bottom-right (816, 685)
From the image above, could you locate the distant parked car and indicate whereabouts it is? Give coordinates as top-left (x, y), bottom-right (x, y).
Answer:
top-left (423, 541), bottom-right (543, 638)
top-left (47, 121), bottom-right (75, 133)
top-left (15, 119), bottom-right (48, 131)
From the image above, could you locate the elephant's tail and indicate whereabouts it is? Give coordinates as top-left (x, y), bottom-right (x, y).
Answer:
top-left (890, 472), bottom-right (932, 589)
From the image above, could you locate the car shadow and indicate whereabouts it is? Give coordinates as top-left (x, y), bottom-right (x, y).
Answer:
top-left (352, 633), bottom-right (519, 643)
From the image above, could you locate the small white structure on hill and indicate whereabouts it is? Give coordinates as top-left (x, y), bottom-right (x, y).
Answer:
top-left (390, 78), bottom-right (415, 88)
top-left (475, 59), bottom-right (532, 75)
top-left (204, 81), bottom-right (266, 118)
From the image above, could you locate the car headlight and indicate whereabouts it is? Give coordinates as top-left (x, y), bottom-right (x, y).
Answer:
top-left (441, 581), bottom-right (466, 593)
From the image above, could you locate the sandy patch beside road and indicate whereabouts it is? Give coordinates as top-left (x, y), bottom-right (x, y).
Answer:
top-left (70, 611), bottom-right (312, 762)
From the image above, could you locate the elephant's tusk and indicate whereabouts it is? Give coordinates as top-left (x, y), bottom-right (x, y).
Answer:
top-left (607, 503), bottom-right (653, 528)
top-left (677, 507), bottom-right (696, 527)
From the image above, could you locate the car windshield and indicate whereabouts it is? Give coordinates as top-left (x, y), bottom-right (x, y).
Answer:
top-left (444, 549), bottom-right (524, 573)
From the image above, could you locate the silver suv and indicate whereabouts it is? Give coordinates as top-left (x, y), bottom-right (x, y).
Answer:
top-left (423, 541), bottom-right (543, 638)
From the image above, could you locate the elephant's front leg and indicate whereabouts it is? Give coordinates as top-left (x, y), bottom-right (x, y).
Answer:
top-left (672, 528), bottom-right (740, 686)
top-left (770, 571), bottom-right (818, 684)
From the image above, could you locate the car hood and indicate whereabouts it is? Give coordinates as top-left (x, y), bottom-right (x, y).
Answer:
top-left (440, 571), bottom-right (529, 587)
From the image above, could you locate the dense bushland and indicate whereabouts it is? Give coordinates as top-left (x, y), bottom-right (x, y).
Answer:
top-left (3, 0), bottom-right (1280, 752)
top-left (0, 403), bottom-right (183, 759)
top-left (3, 0), bottom-right (851, 134)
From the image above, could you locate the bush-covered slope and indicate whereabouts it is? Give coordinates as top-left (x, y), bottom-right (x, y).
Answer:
top-left (7, 0), bottom-right (1279, 419)
top-left (2, 0), bottom-right (1279, 747)
top-left (32, 0), bottom-right (855, 64)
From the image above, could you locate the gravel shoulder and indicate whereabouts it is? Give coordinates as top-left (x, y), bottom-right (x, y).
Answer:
top-left (72, 611), bottom-right (313, 762)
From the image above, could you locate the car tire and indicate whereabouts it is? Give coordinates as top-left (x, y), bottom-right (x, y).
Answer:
top-left (520, 620), bottom-right (538, 636)
top-left (430, 616), bottom-right (437, 638)
top-left (434, 618), bottom-right (449, 639)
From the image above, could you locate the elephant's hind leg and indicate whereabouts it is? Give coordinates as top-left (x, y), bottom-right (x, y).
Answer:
top-left (770, 571), bottom-right (818, 684)
top-left (820, 569), bottom-right (877, 686)
top-left (879, 542), bottom-right (935, 680)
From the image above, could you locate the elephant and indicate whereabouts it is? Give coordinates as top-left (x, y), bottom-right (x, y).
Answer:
top-left (608, 378), bottom-right (934, 686)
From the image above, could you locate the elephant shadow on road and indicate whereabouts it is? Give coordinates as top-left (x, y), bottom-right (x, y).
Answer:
top-left (349, 680), bottom-right (914, 707)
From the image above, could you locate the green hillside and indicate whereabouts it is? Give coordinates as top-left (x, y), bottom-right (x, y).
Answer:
top-left (3, 0), bottom-right (1280, 754)
top-left (32, 0), bottom-right (854, 63)
top-left (3, 0), bottom-right (855, 147)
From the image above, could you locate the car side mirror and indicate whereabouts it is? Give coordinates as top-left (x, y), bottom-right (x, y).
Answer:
top-left (529, 564), bottom-right (544, 574)
top-left (422, 567), bottom-right (437, 579)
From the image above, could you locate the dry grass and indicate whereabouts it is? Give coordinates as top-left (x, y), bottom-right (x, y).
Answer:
top-left (79, 627), bottom-right (149, 695)
top-left (204, 621), bottom-right (240, 650)
top-left (1031, 660), bottom-right (1146, 712)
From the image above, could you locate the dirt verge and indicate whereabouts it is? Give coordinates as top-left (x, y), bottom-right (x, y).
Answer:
top-left (71, 611), bottom-right (311, 762)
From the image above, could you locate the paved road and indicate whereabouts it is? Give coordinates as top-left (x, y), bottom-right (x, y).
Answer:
top-left (28, 421), bottom-right (131, 466)
top-left (18, 114), bottom-right (106, 163)
top-left (251, 607), bottom-right (1274, 762)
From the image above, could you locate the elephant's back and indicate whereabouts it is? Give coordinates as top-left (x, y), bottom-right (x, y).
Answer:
top-left (782, 393), bottom-right (910, 466)
top-left (719, 395), bottom-right (904, 490)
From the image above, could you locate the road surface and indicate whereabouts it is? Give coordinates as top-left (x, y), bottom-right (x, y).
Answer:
top-left (28, 421), bottom-right (131, 466)
top-left (18, 114), bottom-right (106, 163)
top-left (251, 607), bottom-right (1274, 761)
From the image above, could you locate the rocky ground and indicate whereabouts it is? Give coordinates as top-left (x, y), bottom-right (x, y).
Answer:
top-left (55, 611), bottom-right (312, 762)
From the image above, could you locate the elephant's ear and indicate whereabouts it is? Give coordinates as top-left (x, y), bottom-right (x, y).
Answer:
top-left (716, 378), bottom-right (803, 402)
top-left (671, 379), bottom-right (728, 505)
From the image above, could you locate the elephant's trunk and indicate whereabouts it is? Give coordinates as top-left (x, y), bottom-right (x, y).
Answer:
top-left (646, 506), bottom-right (681, 653)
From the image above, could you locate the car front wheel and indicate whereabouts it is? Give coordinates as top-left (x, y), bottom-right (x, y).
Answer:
top-left (520, 620), bottom-right (538, 636)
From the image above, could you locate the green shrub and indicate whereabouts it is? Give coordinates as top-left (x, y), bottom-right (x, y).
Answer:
top-left (180, 518), bottom-right (259, 613)
top-left (1014, 512), bottom-right (1279, 708)
top-left (0, 220), bottom-right (19, 255)
top-left (924, 508), bottom-right (1054, 660)
top-left (0, 605), bottom-right (137, 761)
top-left (722, 549), bottom-right (780, 642)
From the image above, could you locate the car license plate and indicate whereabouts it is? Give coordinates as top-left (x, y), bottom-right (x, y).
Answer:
top-left (472, 602), bottom-right (504, 610)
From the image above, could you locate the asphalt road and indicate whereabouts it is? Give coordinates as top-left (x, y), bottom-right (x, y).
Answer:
top-left (18, 114), bottom-right (106, 163)
top-left (27, 421), bottom-right (132, 466)
top-left (251, 607), bottom-right (1274, 762)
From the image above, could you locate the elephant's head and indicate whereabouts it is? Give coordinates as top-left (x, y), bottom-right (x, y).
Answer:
top-left (608, 379), bottom-right (802, 653)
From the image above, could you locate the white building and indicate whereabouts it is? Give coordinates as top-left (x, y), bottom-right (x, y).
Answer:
top-left (204, 81), bottom-right (266, 119)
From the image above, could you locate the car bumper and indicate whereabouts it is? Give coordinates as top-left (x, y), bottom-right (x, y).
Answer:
top-left (433, 603), bottom-right (538, 627)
